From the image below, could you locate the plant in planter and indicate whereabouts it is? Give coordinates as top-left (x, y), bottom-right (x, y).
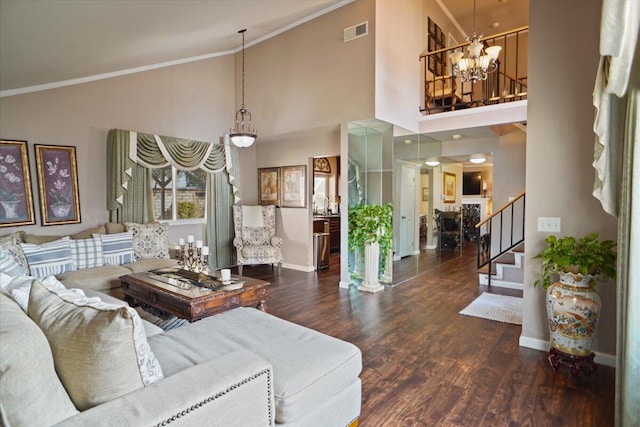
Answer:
top-left (348, 203), bottom-right (392, 292)
top-left (534, 232), bottom-right (617, 360)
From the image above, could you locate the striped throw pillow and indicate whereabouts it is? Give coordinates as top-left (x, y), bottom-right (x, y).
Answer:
top-left (20, 237), bottom-right (75, 279)
top-left (94, 232), bottom-right (134, 266)
top-left (0, 247), bottom-right (27, 276)
top-left (70, 237), bottom-right (104, 270)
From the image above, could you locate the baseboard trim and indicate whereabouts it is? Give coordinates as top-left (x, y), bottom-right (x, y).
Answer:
top-left (282, 263), bottom-right (315, 272)
top-left (339, 280), bottom-right (352, 289)
top-left (519, 336), bottom-right (616, 367)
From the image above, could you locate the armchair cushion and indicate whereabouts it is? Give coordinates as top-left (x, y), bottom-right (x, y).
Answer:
top-left (241, 245), bottom-right (282, 260)
top-left (241, 226), bottom-right (271, 246)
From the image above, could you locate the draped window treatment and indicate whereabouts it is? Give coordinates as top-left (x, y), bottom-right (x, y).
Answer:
top-left (591, 1), bottom-right (640, 425)
top-left (106, 129), bottom-right (242, 269)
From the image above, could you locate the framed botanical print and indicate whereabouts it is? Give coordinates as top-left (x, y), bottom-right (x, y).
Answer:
top-left (34, 144), bottom-right (81, 225)
top-left (443, 172), bottom-right (456, 203)
top-left (280, 165), bottom-right (306, 208)
top-left (258, 167), bottom-right (280, 206)
top-left (0, 140), bottom-right (36, 227)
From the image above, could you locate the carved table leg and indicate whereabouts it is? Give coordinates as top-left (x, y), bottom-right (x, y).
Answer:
top-left (257, 299), bottom-right (267, 312)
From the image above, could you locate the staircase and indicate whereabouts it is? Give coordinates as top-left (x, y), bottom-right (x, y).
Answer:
top-left (475, 192), bottom-right (525, 290)
top-left (478, 242), bottom-right (524, 290)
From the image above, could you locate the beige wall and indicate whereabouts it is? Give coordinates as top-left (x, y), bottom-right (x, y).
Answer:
top-left (492, 130), bottom-right (526, 208)
top-left (243, 0), bottom-right (376, 139)
top-left (0, 56), bottom-right (234, 240)
top-left (254, 129), bottom-right (340, 270)
top-left (523, 0), bottom-right (617, 357)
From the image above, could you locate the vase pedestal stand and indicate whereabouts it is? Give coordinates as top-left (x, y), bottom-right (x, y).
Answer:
top-left (548, 348), bottom-right (597, 376)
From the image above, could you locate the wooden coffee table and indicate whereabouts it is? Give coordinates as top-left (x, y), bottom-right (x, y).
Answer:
top-left (120, 270), bottom-right (270, 322)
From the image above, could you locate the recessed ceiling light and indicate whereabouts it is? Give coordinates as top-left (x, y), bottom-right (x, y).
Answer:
top-left (452, 134), bottom-right (462, 140)
top-left (404, 139), bottom-right (413, 145)
top-left (469, 157), bottom-right (487, 164)
top-left (425, 160), bottom-right (440, 167)
top-left (490, 22), bottom-right (500, 29)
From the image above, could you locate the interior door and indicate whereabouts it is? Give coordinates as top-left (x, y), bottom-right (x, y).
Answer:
top-left (399, 164), bottom-right (416, 257)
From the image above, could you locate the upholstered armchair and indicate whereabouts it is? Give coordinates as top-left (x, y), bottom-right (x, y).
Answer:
top-left (232, 205), bottom-right (283, 276)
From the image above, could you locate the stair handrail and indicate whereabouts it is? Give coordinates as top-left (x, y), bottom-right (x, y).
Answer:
top-left (475, 191), bottom-right (526, 286)
top-left (476, 191), bottom-right (525, 229)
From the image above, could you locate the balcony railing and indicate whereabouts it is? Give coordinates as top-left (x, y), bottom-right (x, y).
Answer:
top-left (420, 26), bottom-right (528, 114)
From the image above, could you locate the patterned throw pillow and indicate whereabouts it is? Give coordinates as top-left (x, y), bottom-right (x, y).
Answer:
top-left (70, 237), bottom-right (104, 270)
top-left (0, 232), bottom-right (29, 274)
top-left (0, 247), bottom-right (27, 276)
top-left (20, 237), bottom-right (75, 279)
top-left (28, 279), bottom-right (164, 410)
top-left (94, 232), bottom-right (135, 265)
top-left (125, 222), bottom-right (169, 260)
top-left (241, 226), bottom-right (271, 246)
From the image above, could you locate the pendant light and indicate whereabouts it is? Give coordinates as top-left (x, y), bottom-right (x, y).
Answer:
top-left (229, 29), bottom-right (257, 148)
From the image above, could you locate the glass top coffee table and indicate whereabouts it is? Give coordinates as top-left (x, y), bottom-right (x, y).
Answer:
top-left (120, 268), bottom-right (270, 322)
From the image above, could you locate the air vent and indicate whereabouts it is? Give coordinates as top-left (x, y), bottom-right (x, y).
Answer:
top-left (344, 21), bottom-right (368, 42)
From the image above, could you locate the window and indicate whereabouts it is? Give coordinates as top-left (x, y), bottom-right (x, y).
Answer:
top-left (152, 166), bottom-right (207, 221)
top-left (314, 175), bottom-right (329, 213)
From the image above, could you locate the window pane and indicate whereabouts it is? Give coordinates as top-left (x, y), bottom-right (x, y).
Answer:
top-left (151, 166), bottom-right (173, 220)
top-left (176, 169), bottom-right (206, 219)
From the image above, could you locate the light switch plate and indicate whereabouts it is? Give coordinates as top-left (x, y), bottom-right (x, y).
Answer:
top-left (538, 217), bottom-right (561, 233)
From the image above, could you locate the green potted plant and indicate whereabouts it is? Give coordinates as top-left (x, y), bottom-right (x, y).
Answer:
top-left (534, 232), bottom-right (617, 360)
top-left (348, 203), bottom-right (392, 292)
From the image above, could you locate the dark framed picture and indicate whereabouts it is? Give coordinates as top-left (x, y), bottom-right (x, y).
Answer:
top-left (0, 140), bottom-right (36, 227)
top-left (280, 165), bottom-right (306, 208)
top-left (34, 144), bottom-right (81, 225)
top-left (258, 167), bottom-right (280, 206)
top-left (443, 172), bottom-right (456, 203)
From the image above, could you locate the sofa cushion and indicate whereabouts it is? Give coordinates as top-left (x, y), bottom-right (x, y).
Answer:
top-left (106, 222), bottom-right (126, 234)
top-left (28, 279), bottom-right (164, 410)
top-left (95, 231), bottom-right (135, 265)
top-left (148, 307), bottom-right (362, 424)
top-left (70, 236), bottom-right (104, 269)
top-left (20, 236), bottom-right (75, 278)
top-left (125, 222), bottom-right (170, 260)
top-left (0, 247), bottom-right (27, 276)
top-left (22, 233), bottom-right (63, 244)
top-left (71, 224), bottom-right (107, 239)
top-left (57, 264), bottom-right (131, 292)
top-left (0, 231), bottom-right (29, 273)
top-left (0, 292), bottom-right (79, 426)
top-left (121, 258), bottom-right (179, 273)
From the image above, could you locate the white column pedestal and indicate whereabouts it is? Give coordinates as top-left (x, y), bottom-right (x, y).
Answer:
top-left (358, 242), bottom-right (385, 293)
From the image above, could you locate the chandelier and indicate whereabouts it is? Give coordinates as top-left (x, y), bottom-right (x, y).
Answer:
top-left (449, 0), bottom-right (501, 83)
top-left (229, 29), bottom-right (257, 148)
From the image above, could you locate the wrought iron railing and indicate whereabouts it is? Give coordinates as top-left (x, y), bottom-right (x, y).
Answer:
top-left (420, 26), bottom-right (528, 114)
top-left (475, 192), bottom-right (525, 286)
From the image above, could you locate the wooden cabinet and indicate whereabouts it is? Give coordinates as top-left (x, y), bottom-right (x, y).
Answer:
top-left (329, 216), bottom-right (340, 253)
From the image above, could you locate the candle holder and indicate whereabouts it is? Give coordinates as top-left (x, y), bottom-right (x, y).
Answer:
top-left (177, 241), bottom-right (209, 282)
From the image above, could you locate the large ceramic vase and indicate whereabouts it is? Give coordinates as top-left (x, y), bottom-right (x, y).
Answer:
top-left (546, 272), bottom-right (601, 356)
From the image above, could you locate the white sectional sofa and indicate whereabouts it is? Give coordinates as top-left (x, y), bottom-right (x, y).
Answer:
top-left (0, 224), bottom-right (363, 426)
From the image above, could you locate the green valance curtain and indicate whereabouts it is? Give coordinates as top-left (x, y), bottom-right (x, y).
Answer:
top-left (106, 129), bottom-right (242, 268)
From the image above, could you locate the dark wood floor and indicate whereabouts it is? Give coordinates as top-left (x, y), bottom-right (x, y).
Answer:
top-left (238, 243), bottom-right (615, 427)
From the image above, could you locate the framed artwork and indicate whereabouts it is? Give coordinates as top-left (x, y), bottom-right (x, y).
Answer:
top-left (443, 172), bottom-right (456, 203)
top-left (280, 165), bottom-right (307, 208)
top-left (427, 17), bottom-right (446, 76)
top-left (258, 167), bottom-right (280, 206)
top-left (0, 140), bottom-right (36, 227)
top-left (34, 144), bottom-right (81, 225)
top-left (422, 187), bottom-right (429, 202)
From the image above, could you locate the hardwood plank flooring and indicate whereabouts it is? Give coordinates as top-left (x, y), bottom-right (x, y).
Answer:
top-left (237, 243), bottom-right (615, 426)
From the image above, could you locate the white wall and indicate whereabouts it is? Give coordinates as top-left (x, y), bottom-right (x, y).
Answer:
top-left (0, 56), bottom-right (234, 240)
top-left (523, 0), bottom-right (617, 357)
top-left (492, 130), bottom-right (526, 208)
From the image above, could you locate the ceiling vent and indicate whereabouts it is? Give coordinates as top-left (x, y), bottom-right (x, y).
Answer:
top-left (344, 21), bottom-right (368, 42)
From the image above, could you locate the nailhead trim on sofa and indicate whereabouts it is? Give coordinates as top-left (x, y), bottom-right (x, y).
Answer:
top-left (153, 368), bottom-right (273, 426)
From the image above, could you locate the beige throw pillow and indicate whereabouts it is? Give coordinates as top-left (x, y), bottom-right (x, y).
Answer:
top-left (28, 279), bottom-right (164, 410)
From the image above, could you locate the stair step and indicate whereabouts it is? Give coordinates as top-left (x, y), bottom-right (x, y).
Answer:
top-left (512, 242), bottom-right (525, 253)
top-left (495, 253), bottom-right (515, 265)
